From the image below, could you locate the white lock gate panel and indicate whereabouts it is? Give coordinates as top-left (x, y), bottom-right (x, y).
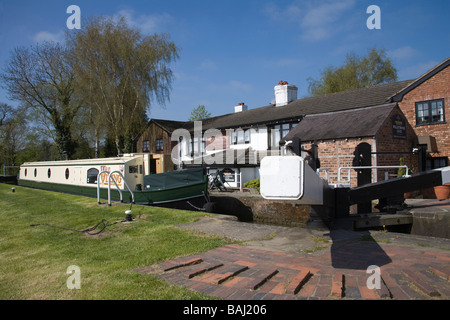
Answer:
top-left (260, 156), bottom-right (326, 205)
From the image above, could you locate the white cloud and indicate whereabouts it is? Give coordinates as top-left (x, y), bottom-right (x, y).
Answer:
top-left (229, 80), bottom-right (252, 91)
top-left (301, 0), bottom-right (355, 41)
top-left (388, 46), bottom-right (418, 60)
top-left (113, 9), bottom-right (174, 34)
top-left (199, 59), bottom-right (218, 71)
top-left (399, 60), bottom-right (438, 80)
top-left (263, 0), bottom-right (356, 42)
top-left (260, 57), bottom-right (306, 69)
top-left (33, 31), bottom-right (65, 43)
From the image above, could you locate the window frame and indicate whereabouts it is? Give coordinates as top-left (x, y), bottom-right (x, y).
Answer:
top-left (270, 122), bottom-right (299, 149)
top-left (143, 140), bottom-right (150, 152)
top-left (87, 168), bottom-right (99, 184)
top-left (230, 128), bottom-right (251, 145)
top-left (426, 156), bottom-right (448, 171)
top-left (155, 138), bottom-right (164, 151)
top-left (189, 136), bottom-right (205, 155)
top-left (415, 98), bottom-right (445, 126)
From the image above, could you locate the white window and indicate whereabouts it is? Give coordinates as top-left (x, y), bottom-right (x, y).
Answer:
top-left (416, 99), bottom-right (445, 125)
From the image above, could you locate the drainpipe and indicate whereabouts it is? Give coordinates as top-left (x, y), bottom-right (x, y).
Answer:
top-left (238, 168), bottom-right (243, 192)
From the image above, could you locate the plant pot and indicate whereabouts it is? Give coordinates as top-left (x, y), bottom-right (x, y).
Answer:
top-left (434, 184), bottom-right (450, 199)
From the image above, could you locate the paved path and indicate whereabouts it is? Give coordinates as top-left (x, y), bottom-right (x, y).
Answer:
top-left (136, 215), bottom-right (450, 300)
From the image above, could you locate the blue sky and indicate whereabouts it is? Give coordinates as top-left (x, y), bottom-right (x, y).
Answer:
top-left (0, 0), bottom-right (449, 121)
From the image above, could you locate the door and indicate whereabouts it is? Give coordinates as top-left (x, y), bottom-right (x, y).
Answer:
top-left (150, 159), bottom-right (157, 174)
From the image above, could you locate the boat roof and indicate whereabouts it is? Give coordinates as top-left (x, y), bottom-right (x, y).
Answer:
top-left (20, 155), bottom-right (142, 167)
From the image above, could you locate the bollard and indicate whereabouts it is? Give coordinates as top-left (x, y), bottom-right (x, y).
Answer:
top-left (125, 210), bottom-right (133, 222)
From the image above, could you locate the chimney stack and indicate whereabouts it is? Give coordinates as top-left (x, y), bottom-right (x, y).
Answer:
top-left (234, 102), bottom-right (248, 113)
top-left (274, 81), bottom-right (297, 107)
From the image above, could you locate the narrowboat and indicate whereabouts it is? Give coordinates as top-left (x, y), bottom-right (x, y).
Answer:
top-left (18, 153), bottom-right (208, 205)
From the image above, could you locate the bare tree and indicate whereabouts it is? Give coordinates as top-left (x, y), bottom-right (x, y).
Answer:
top-left (68, 16), bottom-right (179, 155)
top-left (1, 42), bottom-right (82, 159)
top-left (0, 103), bottom-right (28, 168)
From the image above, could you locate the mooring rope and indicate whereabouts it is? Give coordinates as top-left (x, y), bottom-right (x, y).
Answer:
top-left (30, 219), bottom-right (120, 236)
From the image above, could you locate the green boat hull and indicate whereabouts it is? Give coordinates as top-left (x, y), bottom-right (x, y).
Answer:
top-left (18, 178), bottom-right (208, 204)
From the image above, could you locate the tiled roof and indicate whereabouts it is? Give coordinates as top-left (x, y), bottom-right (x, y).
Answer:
top-left (390, 57), bottom-right (450, 102)
top-left (185, 79), bottom-right (414, 131)
top-left (281, 103), bottom-right (398, 142)
top-left (150, 119), bottom-right (187, 133)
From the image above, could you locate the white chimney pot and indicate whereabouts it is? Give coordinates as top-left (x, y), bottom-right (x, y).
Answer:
top-left (234, 102), bottom-right (248, 113)
top-left (274, 82), bottom-right (297, 107)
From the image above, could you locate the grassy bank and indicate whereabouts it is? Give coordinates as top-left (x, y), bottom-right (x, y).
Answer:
top-left (0, 183), bottom-right (230, 299)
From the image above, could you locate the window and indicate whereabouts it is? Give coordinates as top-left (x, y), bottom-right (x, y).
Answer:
top-left (143, 140), bottom-right (150, 152)
top-left (34, 168), bottom-right (37, 177)
top-left (244, 130), bottom-right (250, 144)
top-left (65, 168), bottom-right (70, 180)
top-left (47, 168), bottom-right (51, 178)
top-left (155, 138), bottom-right (163, 151)
top-left (24, 168), bottom-right (27, 177)
top-left (231, 129), bottom-right (250, 145)
top-left (270, 122), bottom-right (298, 148)
top-left (416, 99), bottom-right (445, 125)
top-left (189, 137), bottom-right (205, 155)
top-left (87, 168), bottom-right (99, 184)
top-left (426, 157), bottom-right (448, 171)
top-left (237, 130), bottom-right (244, 144)
top-left (129, 165), bottom-right (138, 173)
top-left (231, 131), bottom-right (237, 144)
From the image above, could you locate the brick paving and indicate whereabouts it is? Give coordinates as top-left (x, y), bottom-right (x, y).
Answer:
top-left (136, 239), bottom-right (450, 300)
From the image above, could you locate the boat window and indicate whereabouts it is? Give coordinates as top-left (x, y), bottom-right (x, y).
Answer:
top-left (87, 168), bottom-right (99, 184)
top-left (47, 168), bottom-right (51, 178)
top-left (65, 168), bottom-right (69, 180)
top-left (129, 165), bottom-right (138, 173)
top-left (34, 168), bottom-right (37, 177)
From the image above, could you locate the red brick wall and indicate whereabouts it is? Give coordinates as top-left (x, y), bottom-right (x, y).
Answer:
top-left (303, 107), bottom-right (418, 187)
top-left (375, 107), bottom-right (418, 180)
top-left (397, 65), bottom-right (450, 160)
top-left (303, 138), bottom-right (375, 187)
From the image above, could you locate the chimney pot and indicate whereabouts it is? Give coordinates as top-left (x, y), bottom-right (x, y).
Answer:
top-left (234, 102), bottom-right (248, 113)
top-left (274, 82), bottom-right (297, 107)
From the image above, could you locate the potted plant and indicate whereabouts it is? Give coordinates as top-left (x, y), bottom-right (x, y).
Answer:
top-left (434, 183), bottom-right (450, 199)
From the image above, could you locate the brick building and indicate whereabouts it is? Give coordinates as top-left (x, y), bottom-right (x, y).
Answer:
top-left (391, 57), bottom-right (450, 170)
top-left (283, 103), bottom-right (417, 186)
top-left (136, 58), bottom-right (449, 194)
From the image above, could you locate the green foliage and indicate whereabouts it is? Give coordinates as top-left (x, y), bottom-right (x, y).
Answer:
top-left (68, 16), bottom-right (179, 155)
top-left (398, 157), bottom-right (407, 177)
top-left (189, 105), bottom-right (211, 121)
top-left (0, 183), bottom-right (228, 299)
top-left (307, 47), bottom-right (398, 96)
top-left (1, 43), bottom-right (81, 159)
top-left (244, 178), bottom-right (260, 192)
top-left (1, 15), bottom-right (180, 162)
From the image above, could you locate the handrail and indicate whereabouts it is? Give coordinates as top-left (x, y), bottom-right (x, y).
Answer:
top-left (108, 172), bottom-right (123, 205)
top-left (96, 170), bottom-right (135, 205)
top-left (97, 170), bottom-right (110, 204)
top-left (316, 168), bottom-right (329, 183)
top-left (109, 170), bottom-right (135, 206)
top-left (338, 165), bottom-right (409, 184)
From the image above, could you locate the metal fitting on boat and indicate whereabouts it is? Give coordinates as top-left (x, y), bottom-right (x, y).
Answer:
top-left (125, 210), bottom-right (133, 222)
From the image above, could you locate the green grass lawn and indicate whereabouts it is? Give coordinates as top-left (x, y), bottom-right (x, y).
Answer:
top-left (0, 183), bottom-right (230, 299)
